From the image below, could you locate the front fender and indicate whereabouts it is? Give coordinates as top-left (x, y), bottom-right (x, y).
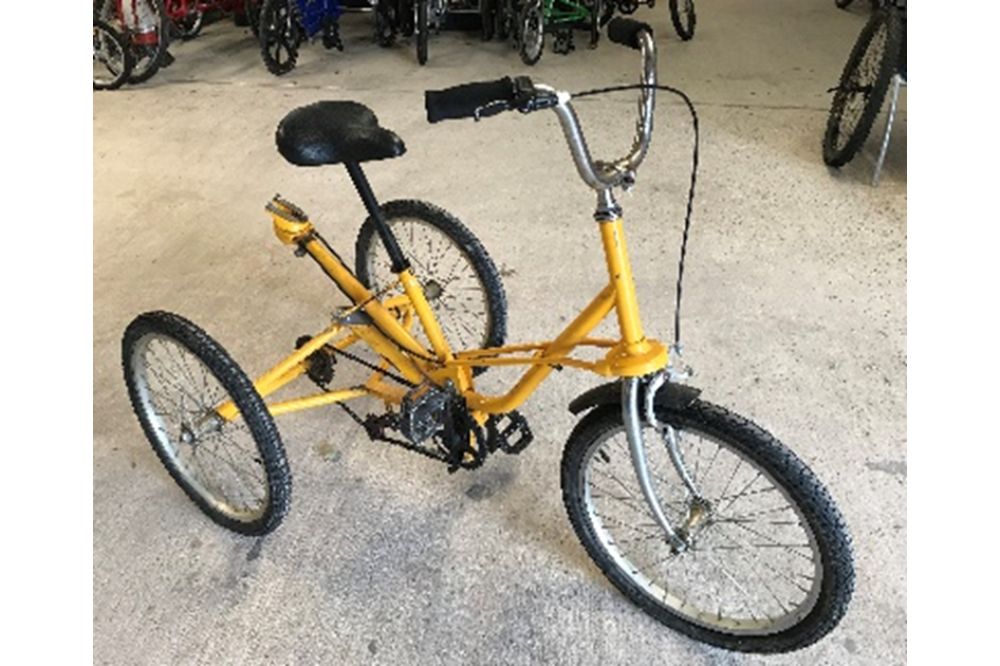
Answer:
top-left (567, 380), bottom-right (702, 415)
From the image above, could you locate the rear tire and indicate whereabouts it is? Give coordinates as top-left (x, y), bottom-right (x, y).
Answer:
top-left (122, 311), bottom-right (291, 536)
top-left (354, 200), bottom-right (508, 370)
top-left (561, 400), bottom-right (854, 653)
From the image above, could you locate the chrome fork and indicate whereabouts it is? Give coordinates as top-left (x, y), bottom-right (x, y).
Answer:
top-left (622, 372), bottom-right (708, 552)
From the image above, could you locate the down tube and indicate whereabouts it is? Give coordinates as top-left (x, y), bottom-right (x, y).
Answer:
top-left (468, 284), bottom-right (617, 414)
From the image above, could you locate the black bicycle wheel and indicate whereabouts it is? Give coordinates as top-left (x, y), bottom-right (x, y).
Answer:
top-left (122, 311), bottom-right (292, 536)
top-left (354, 200), bottom-right (508, 365)
top-left (587, 0), bottom-right (602, 47)
top-left (494, 0), bottom-right (510, 40)
top-left (374, 0), bottom-right (397, 46)
top-left (822, 7), bottom-right (903, 167)
top-left (95, 0), bottom-right (170, 84)
top-left (561, 400), bottom-right (855, 653)
top-left (416, 0), bottom-right (429, 64)
top-left (94, 19), bottom-right (134, 90)
top-left (174, 9), bottom-right (204, 39)
top-left (245, 0), bottom-right (263, 36)
top-left (481, 0), bottom-right (496, 40)
top-left (518, 0), bottom-right (544, 65)
top-left (668, 0), bottom-right (695, 41)
top-left (259, 0), bottom-right (302, 76)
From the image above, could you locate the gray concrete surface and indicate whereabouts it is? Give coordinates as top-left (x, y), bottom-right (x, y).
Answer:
top-left (94, 1), bottom-right (906, 664)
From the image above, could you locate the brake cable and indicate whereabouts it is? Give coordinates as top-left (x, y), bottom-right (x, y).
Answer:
top-left (570, 83), bottom-right (700, 353)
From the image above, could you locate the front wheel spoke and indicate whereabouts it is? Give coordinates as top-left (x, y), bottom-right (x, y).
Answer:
top-left (723, 520), bottom-right (815, 563)
top-left (717, 470), bottom-right (765, 515)
top-left (698, 549), bottom-right (763, 622)
top-left (711, 523), bottom-right (802, 611)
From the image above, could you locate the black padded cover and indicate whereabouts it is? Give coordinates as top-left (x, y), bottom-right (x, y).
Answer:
top-left (275, 101), bottom-right (406, 167)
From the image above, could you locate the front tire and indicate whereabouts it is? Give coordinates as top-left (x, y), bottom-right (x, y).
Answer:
top-left (561, 400), bottom-right (854, 653)
top-left (122, 311), bottom-right (292, 536)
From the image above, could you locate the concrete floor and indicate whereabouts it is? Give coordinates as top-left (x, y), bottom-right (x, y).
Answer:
top-left (94, 1), bottom-right (905, 664)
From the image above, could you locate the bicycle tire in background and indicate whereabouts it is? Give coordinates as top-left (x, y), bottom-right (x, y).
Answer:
top-left (94, 19), bottom-right (134, 90)
top-left (822, 7), bottom-right (903, 167)
top-left (669, 0), bottom-right (696, 41)
top-left (417, 0), bottom-right (429, 64)
top-left (95, 0), bottom-right (171, 84)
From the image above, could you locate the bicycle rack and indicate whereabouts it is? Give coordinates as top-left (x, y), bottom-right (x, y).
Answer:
top-left (872, 73), bottom-right (906, 187)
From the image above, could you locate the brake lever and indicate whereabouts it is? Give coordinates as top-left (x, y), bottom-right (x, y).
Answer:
top-left (474, 100), bottom-right (512, 121)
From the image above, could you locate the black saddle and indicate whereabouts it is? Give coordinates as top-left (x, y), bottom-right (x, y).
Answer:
top-left (276, 101), bottom-right (406, 167)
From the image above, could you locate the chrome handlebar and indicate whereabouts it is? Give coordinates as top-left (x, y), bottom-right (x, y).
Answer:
top-left (548, 28), bottom-right (657, 194)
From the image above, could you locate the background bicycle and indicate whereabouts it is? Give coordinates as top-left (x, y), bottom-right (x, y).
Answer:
top-left (93, 19), bottom-right (134, 90)
top-left (95, 0), bottom-right (172, 84)
top-left (823, 0), bottom-right (906, 175)
top-left (257, 0), bottom-right (344, 75)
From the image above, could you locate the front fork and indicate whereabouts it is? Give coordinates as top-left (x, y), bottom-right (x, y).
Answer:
top-left (622, 373), bottom-right (708, 553)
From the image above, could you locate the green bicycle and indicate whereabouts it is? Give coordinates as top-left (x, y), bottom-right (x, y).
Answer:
top-left (517, 0), bottom-right (603, 65)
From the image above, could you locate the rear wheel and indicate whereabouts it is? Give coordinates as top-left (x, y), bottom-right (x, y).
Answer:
top-left (93, 19), bottom-right (133, 90)
top-left (518, 0), bottom-right (544, 65)
top-left (668, 0), bottom-right (696, 41)
top-left (354, 200), bottom-right (508, 366)
top-left (259, 0), bottom-right (302, 75)
top-left (561, 400), bottom-right (855, 653)
top-left (122, 311), bottom-right (292, 536)
top-left (822, 8), bottom-right (903, 167)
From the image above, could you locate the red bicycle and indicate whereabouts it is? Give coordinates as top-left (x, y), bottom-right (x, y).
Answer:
top-left (95, 0), bottom-right (172, 84)
top-left (164, 0), bottom-right (252, 40)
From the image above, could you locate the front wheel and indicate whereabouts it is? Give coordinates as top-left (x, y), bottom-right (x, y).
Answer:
top-left (561, 399), bottom-right (854, 653)
top-left (122, 311), bottom-right (292, 536)
top-left (668, 0), bottom-right (696, 41)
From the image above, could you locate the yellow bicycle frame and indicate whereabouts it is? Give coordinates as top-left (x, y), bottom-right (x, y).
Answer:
top-left (215, 197), bottom-right (668, 427)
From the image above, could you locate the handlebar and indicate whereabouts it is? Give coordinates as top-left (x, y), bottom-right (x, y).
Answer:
top-left (423, 17), bottom-right (657, 194)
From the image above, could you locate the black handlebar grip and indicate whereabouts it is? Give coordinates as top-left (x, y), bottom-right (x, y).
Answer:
top-left (606, 17), bottom-right (653, 50)
top-left (425, 77), bottom-right (516, 123)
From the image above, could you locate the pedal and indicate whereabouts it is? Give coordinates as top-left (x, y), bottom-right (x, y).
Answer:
top-left (487, 411), bottom-right (533, 454)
